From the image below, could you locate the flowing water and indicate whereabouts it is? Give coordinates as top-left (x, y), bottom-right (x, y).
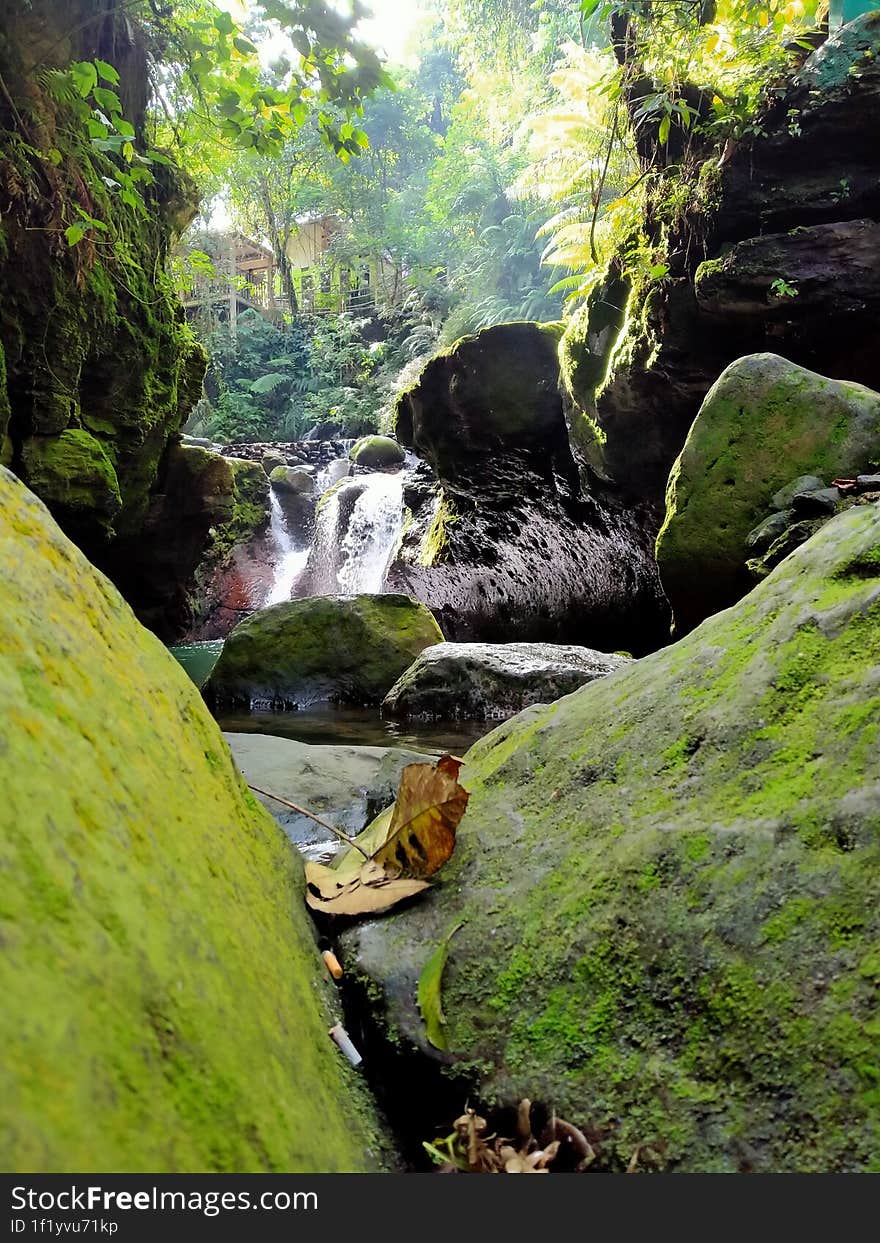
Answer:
top-left (265, 490), bottom-right (310, 606)
top-left (311, 471), bottom-right (405, 595)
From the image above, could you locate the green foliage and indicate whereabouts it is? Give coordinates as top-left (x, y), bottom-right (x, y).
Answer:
top-left (523, 1), bottom-right (824, 309)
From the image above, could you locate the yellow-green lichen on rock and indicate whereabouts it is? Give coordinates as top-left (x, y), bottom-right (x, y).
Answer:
top-left (656, 353), bottom-right (880, 634)
top-left (0, 466), bottom-right (384, 1172)
top-left (344, 504), bottom-right (880, 1172)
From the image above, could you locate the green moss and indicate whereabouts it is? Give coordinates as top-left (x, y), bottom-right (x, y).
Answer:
top-left (656, 353), bottom-right (880, 633)
top-left (349, 435), bottom-right (405, 468)
top-left (20, 430), bottom-right (122, 536)
top-left (0, 468), bottom-right (384, 1172)
top-left (419, 491), bottom-right (459, 567)
top-left (345, 506), bottom-right (880, 1172)
top-left (207, 592), bottom-right (444, 709)
top-left (0, 58), bottom-right (207, 552)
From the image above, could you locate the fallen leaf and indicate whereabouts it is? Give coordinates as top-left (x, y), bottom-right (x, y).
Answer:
top-left (305, 859), bottom-right (429, 915)
top-left (417, 922), bottom-right (464, 1051)
top-left (370, 755), bottom-right (469, 879)
top-left (303, 755), bottom-right (468, 917)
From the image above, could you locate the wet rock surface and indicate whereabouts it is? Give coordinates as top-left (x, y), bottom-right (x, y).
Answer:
top-left (383, 641), bottom-right (631, 721)
top-left (390, 323), bottom-right (669, 653)
top-left (225, 732), bottom-right (432, 860)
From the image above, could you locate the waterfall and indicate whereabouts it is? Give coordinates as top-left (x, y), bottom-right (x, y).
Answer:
top-left (265, 490), bottom-right (310, 606)
top-left (308, 472), bottom-right (404, 596)
top-left (337, 473), bottom-right (405, 593)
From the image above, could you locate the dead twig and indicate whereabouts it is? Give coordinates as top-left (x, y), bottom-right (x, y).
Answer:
top-left (247, 782), bottom-right (370, 859)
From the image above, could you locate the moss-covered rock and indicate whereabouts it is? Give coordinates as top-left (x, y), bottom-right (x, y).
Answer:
top-left (206, 593), bottom-right (444, 709)
top-left (20, 429), bottom-right (122, 539)
top-left (270, 464), bottom-right (316, 495)
top-left (0, 466), bottom-right (384, 1172)
top-left (350, 436), bottom-right (405, 469)
top-left (394, 322), bottom-right (571, 479)
top-left (221, 457), bottom-right (270, 548)
top-left (345, 505), bottom-right (880, 1172)
top-left (0, 0), bottom-right (207, 583)
top-left (656, 354), bottom-right (880, 633)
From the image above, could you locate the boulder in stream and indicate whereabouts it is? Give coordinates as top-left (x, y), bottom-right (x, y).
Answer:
top-left (350, 435), bottom-right (405, 469)
top-left (270, 464), bottom-right (316, 495)
top-left (344, 505), bottom-right (880, 1172)
top-left (206, 592), bottom-right (444, 709)
top-left (389, 322), bottom-right (669, 653)
top-left (0, 466), bottom-right (385, 1171)
top-left (383, 641), bottom-right (631, 721)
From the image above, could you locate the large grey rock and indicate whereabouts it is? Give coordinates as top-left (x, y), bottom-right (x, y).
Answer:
top-left (270, 464), bottom-right (316, 495)
top-left (382, 642), bottom-right (630, 721)
top-left (225, 733), bottom-right (432, 861)
top-left (344, 505), bottom-right (880, 1173)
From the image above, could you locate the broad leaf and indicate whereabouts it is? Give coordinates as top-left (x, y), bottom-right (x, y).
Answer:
top-left (370, 756), bottom-right (468, 879)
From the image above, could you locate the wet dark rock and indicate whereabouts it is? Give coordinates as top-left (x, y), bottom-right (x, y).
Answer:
top-left (224, 733), bottom-right (432, 859)
top-left (573, 16), bottom-right (880, 505)
top-left (746, 510), bottom-right (791, 553)
top-left (391, 323), bottom-right (669, 654)
top-left (791, 487), bottom-right (841, 517)
top-left (771, 475), bottom-right (826, 510)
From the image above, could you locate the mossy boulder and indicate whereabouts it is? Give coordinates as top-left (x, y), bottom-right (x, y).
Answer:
top-left (656, 354), bottom-right (880, 633)
top-left (382, 641), bottom-right (630, 722)
top-left (270, 464), bottom-right (316, 495)
top-left (221, 457), bottom-right (270, 547)
top-left (206, 593), bottom-right (444, 709)
top-left (394, 322), bottom-right (570, 479)
top-left (20, 429), bottom-right (122, 539)
top-left (345, 505), bottom-right (880, 1172)
top-left (350, 436), bottom-right (405, 469)
top-left (0, 466), bottom-right (384, 1171)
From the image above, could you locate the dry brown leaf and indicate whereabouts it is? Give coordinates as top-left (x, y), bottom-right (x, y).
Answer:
top-left (370, 755), bottom-right (469, 879)
top-left (303, 755), bottom-right (468, 917)
top-left (304, 859), bottom-right (429, 915)
top-left (500, 1142), bottom-right (560, 1173)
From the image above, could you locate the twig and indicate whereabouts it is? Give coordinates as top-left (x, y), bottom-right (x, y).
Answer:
top-left (247, 782), bottom-right (370, 859)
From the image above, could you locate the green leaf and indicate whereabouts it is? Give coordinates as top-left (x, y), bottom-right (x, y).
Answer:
top-left (658, 114), bottom-right (671, 145)
top-left (212, 10), bottom-right (236, 36)
top-left (94, 59), bottom-right (119, 85)
top-left (417, 923), bottom-right (463, 1051)
top-left (114, 118), bottom-right (135, 138)
top-left (93, 87), bottom-right (122, 115)
top-left (233, 35), bottom-right (258, 56)
top-left (71, 61), bottom-right (98, 98)
top-left (64, 223), bottom-right (87, 246)
top-left (249, 372), bottom-right (290, 394)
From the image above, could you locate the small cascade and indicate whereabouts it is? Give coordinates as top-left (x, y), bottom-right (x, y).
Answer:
top-left (337, 473), bottom-right (405, 593)
top-left (307, 472), bottom-right (405, 596)
top-left (265, 490), bottom-right (310, 606)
